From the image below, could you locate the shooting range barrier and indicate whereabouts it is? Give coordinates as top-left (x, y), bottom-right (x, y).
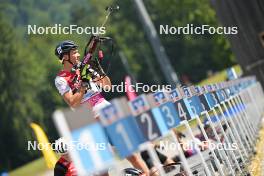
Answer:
top-left (53, 76), bottom-right (264, 175)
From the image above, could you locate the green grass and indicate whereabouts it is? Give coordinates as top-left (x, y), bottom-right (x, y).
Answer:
top-left (9, 157), bottom-right (48, 176)
top-left (198, 65), bottom-right (242, 85)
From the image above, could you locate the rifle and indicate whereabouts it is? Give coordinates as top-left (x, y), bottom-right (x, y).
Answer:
top-left (72, 5), bottom-right (119, 80)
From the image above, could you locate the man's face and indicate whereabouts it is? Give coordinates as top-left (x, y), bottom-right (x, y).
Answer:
top-left (65, 49), bottom-right (80, 65)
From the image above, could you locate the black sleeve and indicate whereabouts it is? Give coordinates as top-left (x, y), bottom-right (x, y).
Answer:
top-left (54, 162), bottom-right (67, 176)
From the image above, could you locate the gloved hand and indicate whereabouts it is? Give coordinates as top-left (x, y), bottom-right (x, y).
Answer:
top-left (81, 64), bottom-right (101, 82)
top-left (89, 58), bottom-right (106, 77)
top-left (81, 64), bottom-right (91, 82)
top-left (80, 65), bottom-right (92, 90)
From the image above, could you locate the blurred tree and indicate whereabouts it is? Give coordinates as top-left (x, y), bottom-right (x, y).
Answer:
top-left (0, 13), bottom-right (42, 171)
top-left (144, 0), bottom-right (236, 83)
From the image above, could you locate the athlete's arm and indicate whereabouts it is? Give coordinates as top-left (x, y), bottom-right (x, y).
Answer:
top-left (94, 75), bottom-right (112, 91)
top-left (63, 87), bottom-right (86, 108)
top-left (55, 76), bottom-right (85, 108)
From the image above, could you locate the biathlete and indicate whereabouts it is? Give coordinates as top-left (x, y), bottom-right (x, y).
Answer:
top-left (54, 40), bottom-right (149, 176)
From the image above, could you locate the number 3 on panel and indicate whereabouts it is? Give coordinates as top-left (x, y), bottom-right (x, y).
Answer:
top-left (161, 105), bottom-right (175, 127)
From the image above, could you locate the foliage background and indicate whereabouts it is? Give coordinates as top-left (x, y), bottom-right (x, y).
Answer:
top-left (0, 0), bottom-right (236, 171)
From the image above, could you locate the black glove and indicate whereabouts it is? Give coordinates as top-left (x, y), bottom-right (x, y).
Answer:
top-left (89, 58), bottom-right (106, 77)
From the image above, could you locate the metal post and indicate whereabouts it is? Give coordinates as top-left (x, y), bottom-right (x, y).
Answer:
top-left (132, 0), bottom-right (180, 88)
top-left (119, 51), bottom-right (138, 83)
